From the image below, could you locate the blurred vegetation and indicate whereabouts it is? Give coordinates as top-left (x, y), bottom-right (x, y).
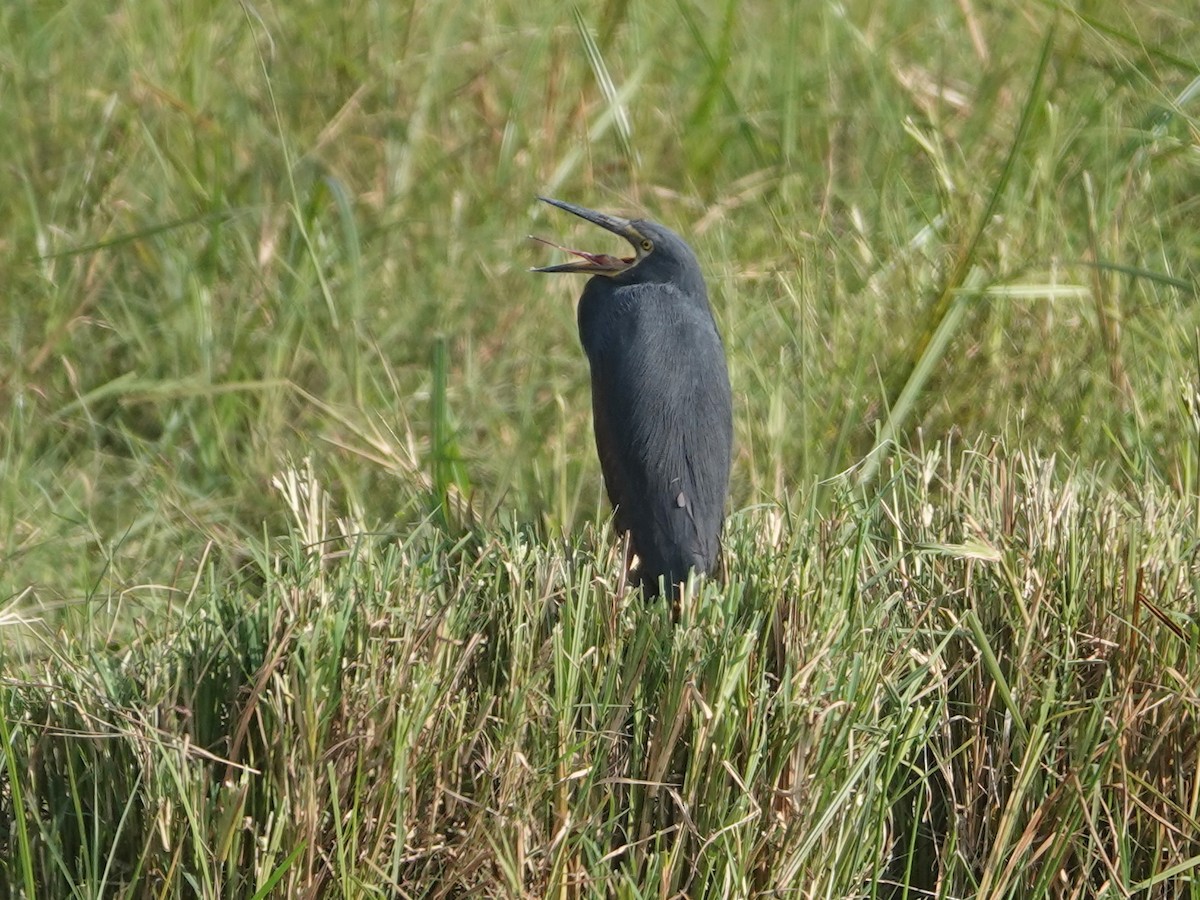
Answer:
top-left (3, 0), bottom-right (1196, 605)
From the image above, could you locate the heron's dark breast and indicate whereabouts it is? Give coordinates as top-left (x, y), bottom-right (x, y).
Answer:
top-left (589, 380), bottom-right (633, 533)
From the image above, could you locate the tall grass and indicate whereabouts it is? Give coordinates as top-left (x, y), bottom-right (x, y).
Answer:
top-left (4, 447), bottom-right (1199, 895)
top-left (2, 0), bottom-right (1198, 895)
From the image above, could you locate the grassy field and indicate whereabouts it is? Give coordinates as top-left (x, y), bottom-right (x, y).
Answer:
top-left (2, 0), bottom-right (1198, 896)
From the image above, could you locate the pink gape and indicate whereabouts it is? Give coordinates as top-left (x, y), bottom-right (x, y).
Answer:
top-left (528, 235), bottom-right (631, 271)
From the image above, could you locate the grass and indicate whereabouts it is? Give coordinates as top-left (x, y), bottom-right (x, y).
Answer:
top-left (4, 449), bottom-right (1199, 895)
top-left (1, 0), bottom-right (1198, 895)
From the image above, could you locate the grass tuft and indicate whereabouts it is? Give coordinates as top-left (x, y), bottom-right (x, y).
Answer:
top-left (5, 446), bottom-right (1200, 894)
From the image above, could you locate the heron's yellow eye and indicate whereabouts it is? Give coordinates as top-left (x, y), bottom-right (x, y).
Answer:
top-left (641, 239), bottom-right (653, 252)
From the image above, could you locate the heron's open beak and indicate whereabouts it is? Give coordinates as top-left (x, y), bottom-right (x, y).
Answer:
top-left (530, 196), bottom-right (648, 276)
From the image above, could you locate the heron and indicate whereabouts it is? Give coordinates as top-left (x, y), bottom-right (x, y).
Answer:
top-left (532, 196), bottom-right (732, 595)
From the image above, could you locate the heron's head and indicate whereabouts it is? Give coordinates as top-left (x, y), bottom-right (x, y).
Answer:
top-left (531, 197), bottom-right (702, 291)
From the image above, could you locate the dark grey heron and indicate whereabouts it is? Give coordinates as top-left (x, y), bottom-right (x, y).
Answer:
top-left (532, 197), bottom-right (732, 595)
